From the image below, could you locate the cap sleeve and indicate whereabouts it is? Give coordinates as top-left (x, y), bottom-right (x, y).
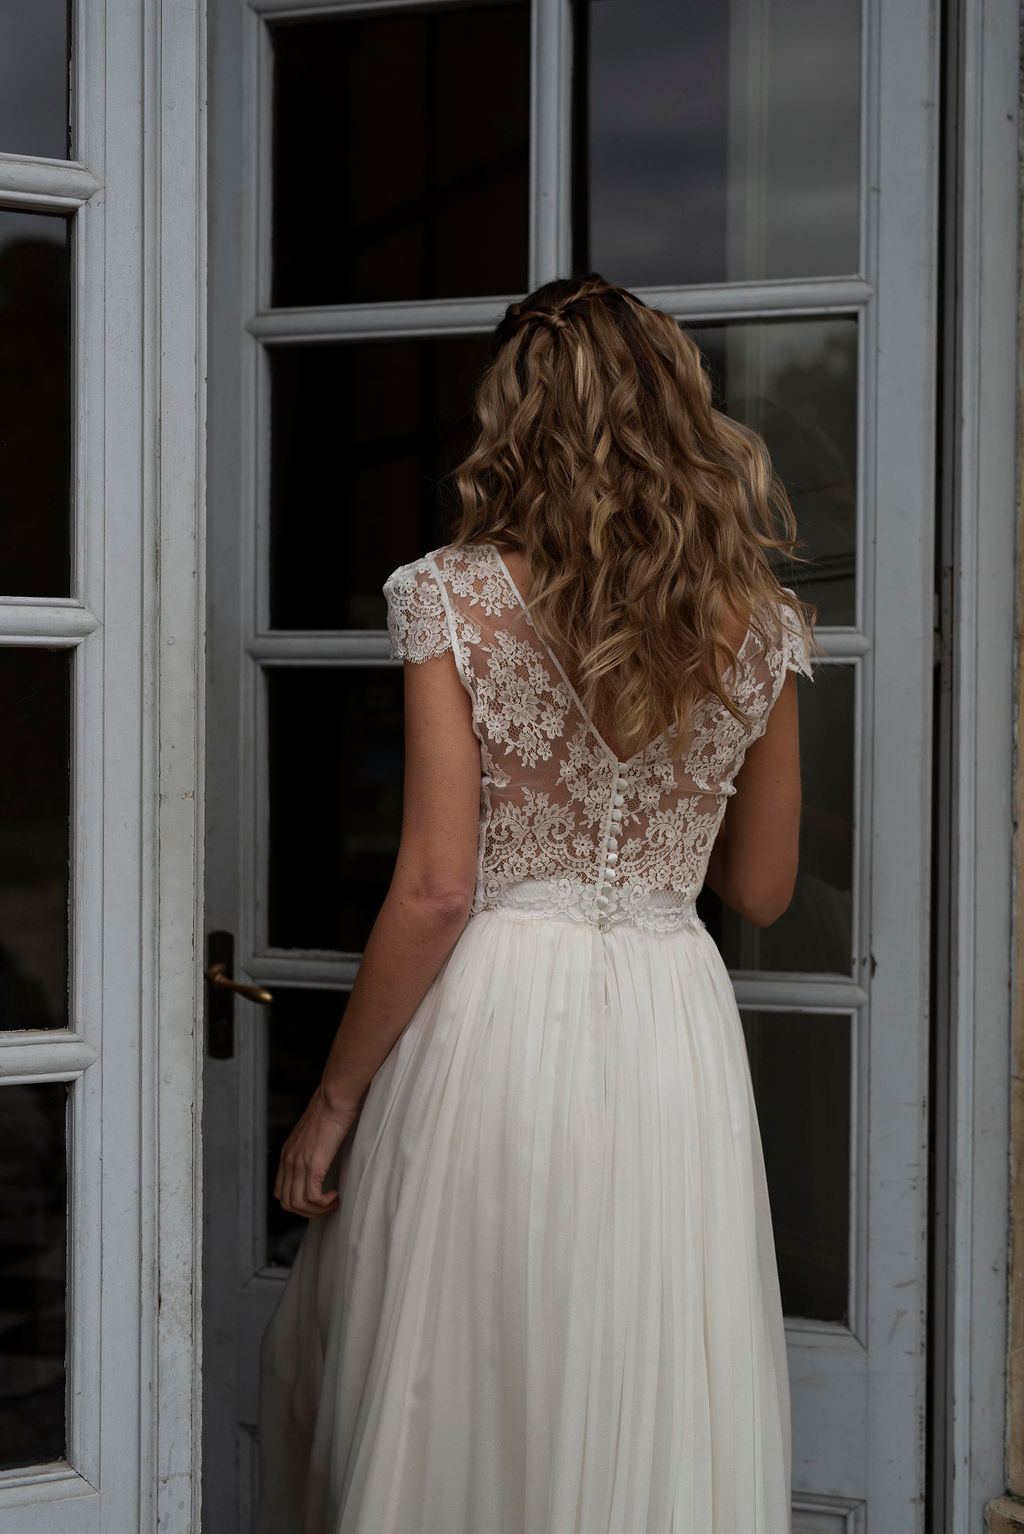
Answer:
top-left (778, 589), bottom-right (813, 682)
top-left (382, 556), bottom-right (453, 663)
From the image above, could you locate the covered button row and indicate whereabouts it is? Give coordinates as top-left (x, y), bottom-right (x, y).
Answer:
top-left (596, 772), bottom-right (628, 917)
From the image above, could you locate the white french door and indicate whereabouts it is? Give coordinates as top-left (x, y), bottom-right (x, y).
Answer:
top-left (0, 2), bottom-right (206, 1531)
top-left (204, 0), bottom-right (938, 1529)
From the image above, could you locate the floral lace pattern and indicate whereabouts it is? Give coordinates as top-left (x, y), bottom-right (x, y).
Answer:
top-left (474, 633), bottom-right (573, 769)
top-left (383, 542), bottom-right (813, 934)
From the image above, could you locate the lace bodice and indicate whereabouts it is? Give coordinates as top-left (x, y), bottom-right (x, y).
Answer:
top-left (383, 542), bottom-right (812, 935)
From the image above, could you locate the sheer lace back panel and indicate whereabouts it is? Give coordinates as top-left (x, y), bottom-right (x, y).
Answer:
top-left (383, 542), bottom-right (812, 935)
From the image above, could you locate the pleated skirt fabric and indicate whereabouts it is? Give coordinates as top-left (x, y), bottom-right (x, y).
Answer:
top-left (255, 908), bottom-right (792, 1534)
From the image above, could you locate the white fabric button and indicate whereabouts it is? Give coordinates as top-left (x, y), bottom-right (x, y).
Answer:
top-left (610, 808), bottom-right (623, 823)
top-left (613, 793), bottom-right (625, 807)
top-left (605, 851), bottom-right (618, 866)
top-left (607, 837), bottom-right (619, 851)
top-left (596, 895), bottom-right (609, 909)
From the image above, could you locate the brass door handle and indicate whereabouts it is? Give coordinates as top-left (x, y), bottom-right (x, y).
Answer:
top-left (204, 961), bottom-right (273, 1005)
top-left (205, 932), bottom-right (273, 1059)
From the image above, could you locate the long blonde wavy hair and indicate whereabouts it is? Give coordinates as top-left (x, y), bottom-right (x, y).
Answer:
top-left (445, 273), bottom-right (816, 762)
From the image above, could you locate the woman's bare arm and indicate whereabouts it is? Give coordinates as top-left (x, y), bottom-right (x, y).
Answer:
top-left (703, 670), bottom-right (802, 927)
top-left (274, 648), bottom-right (482, 1218)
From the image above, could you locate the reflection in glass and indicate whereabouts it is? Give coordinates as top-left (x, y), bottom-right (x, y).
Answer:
top-left (573, 0), bottom-right (860, 288)
top-left (267, 666), bottom-right (404, 952)
top-left (691, 317), bottom-right (858, 627)
top-left (700, 662), bottom-right (854, 974)
top-left (0, 1081), bottom-right (67, 1469)
top-left (269, 336), bottom-right (492, 630)
top-left (0, 211), bottom-right (71, 599)
top-left (0, 650), bottom-right (71, 1030)
top-left (271, 5), bottom-right (529, 307)
top-left (0, 1), bottom-right (71, 160)
top-left (741, 1010), bottom-right (850, 1323)
top-left (265, 990), bottom-right (349, 1268)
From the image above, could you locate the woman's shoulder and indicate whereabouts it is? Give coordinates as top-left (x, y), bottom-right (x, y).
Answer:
top-left (742, 585), bottom-right (813, 684)
top-left (384, 543), bottom-right (516, 626)
top-left (382, 541), bottom-right (492, 586)
top-left (381, 544), bottom-right (505, 651)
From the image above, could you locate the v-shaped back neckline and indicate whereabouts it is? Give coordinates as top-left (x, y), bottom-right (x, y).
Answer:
top-left (482, 541), bottom-right (759, 771)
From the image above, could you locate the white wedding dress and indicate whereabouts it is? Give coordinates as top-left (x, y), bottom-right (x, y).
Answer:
top-left (256, 540), bottom-right (812, 1534)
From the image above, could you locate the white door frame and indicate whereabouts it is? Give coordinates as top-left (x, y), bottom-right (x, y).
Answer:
top-left (931, 0), bottom-right (1019, 1527)
top-left (199, 1), bottom-right (1020, 1531)
top-left (203, 2), bottom-right (934, 1529)
top-left (0, 0), bottom-right (1013, 1526)
top-left (0, 1), bottom-right (206, 1530)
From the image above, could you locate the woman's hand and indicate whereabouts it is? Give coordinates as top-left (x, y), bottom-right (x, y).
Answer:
top-left (273, 1083), bottom-right (361, 1219)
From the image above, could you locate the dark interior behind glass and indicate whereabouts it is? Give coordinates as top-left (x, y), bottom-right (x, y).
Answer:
top-left (0, 648), bottom-right (71, 1031)
top-left (271, 5), bottom-right (530, 308)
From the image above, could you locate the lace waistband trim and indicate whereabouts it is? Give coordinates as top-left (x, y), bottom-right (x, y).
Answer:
top-left (472, 877), bottom-right (705, 936)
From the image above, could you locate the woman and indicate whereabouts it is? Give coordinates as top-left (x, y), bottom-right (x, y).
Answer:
top-left (257, 273), bottom-right (815, 1533)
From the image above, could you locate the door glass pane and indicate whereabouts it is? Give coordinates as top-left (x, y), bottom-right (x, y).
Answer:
top-left (741, 1010), bottom-right (851, 1324)
top-left (271, 4), bottom-right (530, 308)
top-left (0, 210), bottom-right (72, 599)
top-left (265, 989), bottom-right (349, 1268)
top-left (267, 666), bottom-right (404, 952)
top-left (0, 1), bottom-right (71, 160)
top-left (699, 661), bottom-right (855, 974)
top-left (269, 336), bottom-right (492, 630)
top-left (0, 649), bottom-right (71, 1031)
top-left (573, 0), bottom-right (860, 287)
top-left (691, 316), bottom-right (857, 628)
top-left (0, 1081), bottom-right (67, 1469)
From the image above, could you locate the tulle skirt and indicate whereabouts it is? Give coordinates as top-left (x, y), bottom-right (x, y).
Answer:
top-left (255, 907), bottom-right (792, 1534)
